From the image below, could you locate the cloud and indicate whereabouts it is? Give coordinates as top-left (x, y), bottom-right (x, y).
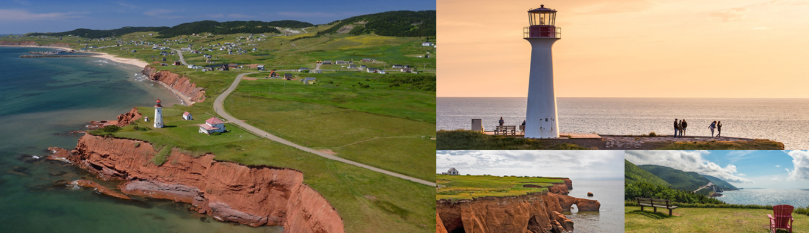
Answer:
top-left (787, 151), bottom-right (809, 181)
top-left (143, 9), bottom-right (181, 19)
top-left (776, 165), bottom-right (781, 167)
top-left (625, 151), bottom-right (753, 183)
top-left (772, 176), bottom-right (781, 181)
top-left (710, 7), bottom-right (749, 22)
top-left (737, 173), bottom-right (745, 176)
top-left (436, 150), bottom-right (624, 180)
top-left (0, 9), bottom-right (86, 21)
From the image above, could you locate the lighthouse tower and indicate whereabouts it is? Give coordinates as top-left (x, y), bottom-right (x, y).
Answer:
top-left (154, 99), bottom-right (164, 128)
top-left (524, 5), bottom-right (561, 139)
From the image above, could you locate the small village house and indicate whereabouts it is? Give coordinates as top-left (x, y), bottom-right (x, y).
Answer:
top-left (284, 73), bottom-right (293, 80)
top-left (447, 168), bottom-right (459, 175)
top-left (182, 112), bottom-right (193, 120)
top-left (199, 117), bottom-right (226, 135)
top-left (301, 77), bottom-right (316, 85)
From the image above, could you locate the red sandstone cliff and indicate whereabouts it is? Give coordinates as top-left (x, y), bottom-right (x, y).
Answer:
top-left (437, 179), bottom-right (601, 233)
top-left (437, 193), bottom-right (573, 233)
top-left (60, 134), bottom-right (344, 233)
top-left (0, 41), bottom-right (38, 46)
top-left (113, 107), bottom-right (141, 127)
top-left (141, 66), bottom-right (206, 103)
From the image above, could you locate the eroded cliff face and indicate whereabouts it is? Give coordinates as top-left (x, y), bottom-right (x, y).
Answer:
top-left (436, 193), bottom-right (572, 233)
top-left (141, 66), bottom-right (206, 103)
top-left (437, 179), bottom-right (601, 233)
top-left (60, 134), bottom-right (344, 233)
top-left (113, 107), bottom-right (141, 127)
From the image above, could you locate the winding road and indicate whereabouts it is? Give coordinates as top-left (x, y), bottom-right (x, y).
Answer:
top-left (213, 72), bottom-right (436, 186)
top-left (173, 49), bottom-right (189, 66)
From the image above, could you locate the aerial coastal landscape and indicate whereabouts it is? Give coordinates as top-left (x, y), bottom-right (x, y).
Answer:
top-left (0, 1), bottom-right (435, 232)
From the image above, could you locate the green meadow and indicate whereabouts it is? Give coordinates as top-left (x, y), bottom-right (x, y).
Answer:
top-left (436, 174), bottom-right (567, 201)
top-left (625, 206), bottom-right (806, 233)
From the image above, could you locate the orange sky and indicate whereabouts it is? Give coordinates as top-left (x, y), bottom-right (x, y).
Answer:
top-left (437, 0), bottom-right (809, 97)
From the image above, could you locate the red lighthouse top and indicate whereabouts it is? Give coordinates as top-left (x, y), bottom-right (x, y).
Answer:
top-left (524, 4), bottom-right (561, 39)
top-left (155, 99), bottom-right (162, 107)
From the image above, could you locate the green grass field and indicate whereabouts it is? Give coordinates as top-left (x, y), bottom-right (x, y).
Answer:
top-left (436, 174), bottom-right (566, 201)
top-left (625, 206), bottom-right (805, 233)
top-left (224, 74), bottom-right (436, 181)
top-left (436, 130), bottom-right (589, 150)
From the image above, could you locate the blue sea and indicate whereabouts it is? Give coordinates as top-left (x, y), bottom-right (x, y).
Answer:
top-left (0, 47), bottom-right (280, 232)
top-left (566, 179), bottom-right (624, 233)
top-left (717, 189), bottom-right (809, 208)
top-left (437, 97), bottom-right (809, 149)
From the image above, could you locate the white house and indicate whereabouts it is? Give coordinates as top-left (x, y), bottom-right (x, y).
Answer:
top-left (199, 117), bottom-right (226, 134)
top-left (182, 112), bottom-right (192, 120)
top-left (301, 77), bottom-right (316, 85)
top-left (447, 168), bottom-right (459, 175)
top-left (421, 42), bottom-right (434, 46)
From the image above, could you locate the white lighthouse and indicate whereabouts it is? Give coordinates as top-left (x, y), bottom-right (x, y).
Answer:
top-left (154, 99), bottom-right (164, 128)
top-left (524, 5), bottom-right (561, 139)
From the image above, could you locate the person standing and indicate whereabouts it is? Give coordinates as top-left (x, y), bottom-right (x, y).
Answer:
top-left (673, 119), bottom-right (679, 138)
top-left (499, 117), bottom-right (505, 126)
top-left (709, 121), bottom-right (717, 137)
top-left (682, 119), bottom-right (688, 137)
top-left (716, 121), bottom-right (722, 138)
top-left (678, 120), bottom-right (683, 138)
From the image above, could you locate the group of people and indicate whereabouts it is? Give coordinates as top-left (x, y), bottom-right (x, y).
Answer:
top-left (673, 119), bottom-right (723, 138)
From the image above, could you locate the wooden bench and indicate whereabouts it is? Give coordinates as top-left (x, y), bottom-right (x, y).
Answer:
top-left (635, 197), bottom-right (678, 216)
top-left (495, 126), bottom-right (516, 135)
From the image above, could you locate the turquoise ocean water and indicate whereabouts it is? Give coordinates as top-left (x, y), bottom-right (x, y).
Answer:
top-left (0, 47), bottom-right (280, 232)
top-left (717, 189), bottom-right (809, 208)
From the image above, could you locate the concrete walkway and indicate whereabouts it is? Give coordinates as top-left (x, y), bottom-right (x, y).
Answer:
top-left (213, 72), bottom-right (436, 186)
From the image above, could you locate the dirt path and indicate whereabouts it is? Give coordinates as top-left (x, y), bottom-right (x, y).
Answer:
top-left (213, 72), bottom-right (436, 186)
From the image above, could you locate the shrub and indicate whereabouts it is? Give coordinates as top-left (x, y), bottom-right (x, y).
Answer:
top-left (649, 132), bottom-right (657, 137)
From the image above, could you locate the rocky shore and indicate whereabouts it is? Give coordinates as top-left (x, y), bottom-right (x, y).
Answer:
top-left (436, 179), bottom-right (600, 233)
top-left (48, 134), bottom-right (344, 233)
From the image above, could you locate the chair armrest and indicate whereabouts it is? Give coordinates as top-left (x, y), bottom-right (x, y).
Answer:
top-left (767, 214), bottom-right (774, 220)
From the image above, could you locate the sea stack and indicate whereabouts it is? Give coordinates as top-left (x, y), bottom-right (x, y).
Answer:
top-left (153, 99), bottom-right (163, 128)
top-left (524, 5), bottom-right (561, 139)
top-left (588, 192), bottom-right (593, 197)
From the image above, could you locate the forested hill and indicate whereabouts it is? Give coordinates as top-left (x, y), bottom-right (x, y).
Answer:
top-left (625, 160), bottom-right (671, 187)
top-left (638, 165), bottom-right (711, 192)
top-left (156, 20), bottom-right (313, 38)
top-left (28, 26), bottom-right (169, 38)
top-left (317, 10), bottom-right (436, 37)
top-left (702, 175), bottom-right (739, 191)
top-left (27, 20), bottom-right (313, 39)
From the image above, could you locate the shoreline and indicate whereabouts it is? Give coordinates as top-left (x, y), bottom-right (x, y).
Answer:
top-left (0, 45), bottom-right (72, 51)
top-left (90, 52), bottom-right (149, 68)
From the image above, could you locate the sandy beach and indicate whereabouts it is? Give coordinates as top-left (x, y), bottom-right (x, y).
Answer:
top-left (91, 52), bottom-right (149, 68)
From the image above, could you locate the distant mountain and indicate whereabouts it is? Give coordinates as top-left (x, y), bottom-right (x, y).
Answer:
top-left (316, 10), bottom-right (435, 37)
top-left (625, 160), bottom-right (671, 187)
top-left (27, 20), bottom-right (313, 39)
top-left (702, 175), bottom-right (739, 191)
top-left (638, 165), bottom-right (711, 192)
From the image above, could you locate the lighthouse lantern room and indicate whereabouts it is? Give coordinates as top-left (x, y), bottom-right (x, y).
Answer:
top-left (523, 4), bottom-right (561, 139)
top-left (154, 99), bottom-right (164, 128)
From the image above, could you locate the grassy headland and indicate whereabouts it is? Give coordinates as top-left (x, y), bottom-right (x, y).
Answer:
top-left (436, 174), bottom-right (567, 201)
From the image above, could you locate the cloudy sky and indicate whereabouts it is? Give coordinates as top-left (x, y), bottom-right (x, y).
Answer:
top-left (436, 150), bottom-right (624, 180)
top-left (626, 150), bottom-right (809, 189)
top-left (437, 0), bottom-right (809, 98)
top-left (0, 0), bottom-right (435, 34)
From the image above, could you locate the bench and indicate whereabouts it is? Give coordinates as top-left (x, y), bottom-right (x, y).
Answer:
top-left (495, 126), bottom-right (516, 135)
top-left (635, 197), bottom-right (678, 216)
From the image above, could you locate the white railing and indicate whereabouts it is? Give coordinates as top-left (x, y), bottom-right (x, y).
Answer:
top-left (523, 26), bottom-right (561, 39)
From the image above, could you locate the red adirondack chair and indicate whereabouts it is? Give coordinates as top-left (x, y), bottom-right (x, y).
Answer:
top-left (768, 205), bottom-right (794, 233)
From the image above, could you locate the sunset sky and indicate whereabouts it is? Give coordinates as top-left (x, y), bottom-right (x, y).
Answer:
top-left (437, 0), bottom-right (809, 98)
